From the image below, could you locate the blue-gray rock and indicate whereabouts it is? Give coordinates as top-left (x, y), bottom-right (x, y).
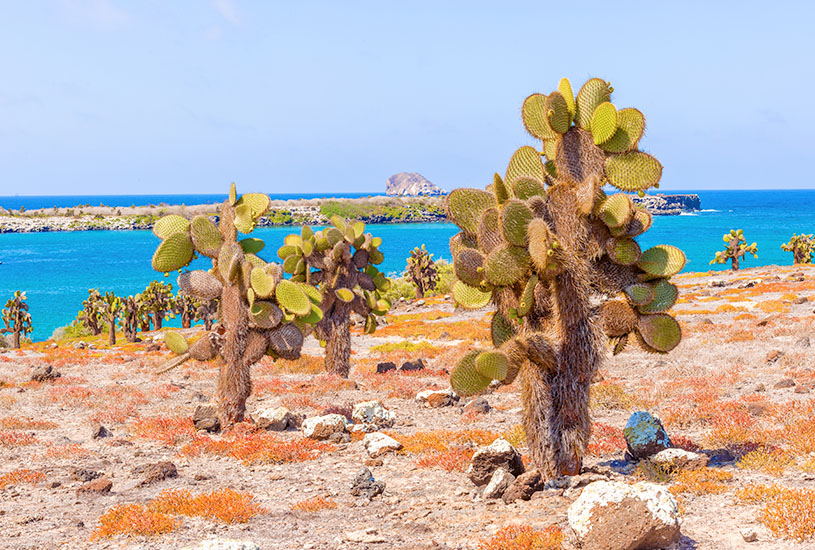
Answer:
top-left (623, 412), bottom-right (671, 460)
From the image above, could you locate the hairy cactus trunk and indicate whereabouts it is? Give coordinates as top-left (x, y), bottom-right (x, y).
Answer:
top-left (415, 286), bottom-right (424, 300)
top-left (153, 313), bottom-right (163, 330)
top-left (323, 313), bottom-right (352, 378)
top-left (216, 284), bottom-right (251, 425)
top-left (140, 317), bottom-right (151, 332)
top-left (181, 309), bottom-right (192, 328)
top-left (108, 319), bottom-right (116, 345)
top-left (731, 255), bottom-right (740, 271)
top-left (11, 330), bottom-right (20, 349)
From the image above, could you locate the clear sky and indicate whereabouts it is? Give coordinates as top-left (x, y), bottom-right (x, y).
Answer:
top-left (1, 0), bottom-right (813, 195)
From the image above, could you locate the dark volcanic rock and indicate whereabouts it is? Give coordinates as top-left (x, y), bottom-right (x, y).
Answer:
top-left (376, 362), bottom-right (397, 374)
top-left (350, 467), bottom-right (385, 499)
top-left (467, 438), bottom-right (524, 486)
top-left (502, 470), bottom-right (542, 503)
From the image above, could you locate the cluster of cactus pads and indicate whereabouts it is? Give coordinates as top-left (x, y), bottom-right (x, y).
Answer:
top-left (445, 77), bottom-right (685, 479)
top-left (710, 229), bottom-right (757, 271)
top-left (781, 233), bottom-right (814, 264)
top-left (406, 244), bottom-right (439, 299)
top-left (277, 215), bottom-right (391, 377)
top-left (1, 291), bottom-right (32, 349)
top-left (151, 184), bottom-right (322, 424)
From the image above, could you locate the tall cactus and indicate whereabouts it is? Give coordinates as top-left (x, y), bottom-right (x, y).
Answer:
top-left (77, 289), bottom-right (104, 336)
top-left (174, 291), bottom-right (200, 328)
top-left (446, 78), bottom-right (685, 479)
top-left (710, 229), bottom-right (757, 271)
top-left (120, 295), bottom-right (141, 343)
top-left (195, 299), bottom-right (218, 330)
top-left (406, 244), bottom-right (439, 299)
top-left (781, 233), bottom-right (814, 264)
top-left (278, 216), bottom-right (391, 377)
top-left (142, 281), bottom-right (176, 329)
top-left (1, 291), bottom-right (32, 349)
top-left (151, 184), bottom-right (321, 425)
top-left (100, 292), bottom-right (122, 346)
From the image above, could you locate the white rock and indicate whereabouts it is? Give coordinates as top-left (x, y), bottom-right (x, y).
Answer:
top-left (182, 540), bottom-right (261, 550)
top-left (363, 432), bottom-right (403, 457)
top-left (302, 414), bottom-right (348, 440)
top-left (352, 400), bottom-right (395, 428)
top-left (345, 528), bottom-right (386, 543)
top-left (568, 480), bottom-right (680, 550)
top-left (482, 468), bottom-right (515, 499)
top-left (740, 527), bottom-right (758, 542)
top-left (650, 448), bottom-right (708, 471)
top-left (415, 388), bottom-right (457, 407)
top-left (254, 406), bottom-right (292, 431)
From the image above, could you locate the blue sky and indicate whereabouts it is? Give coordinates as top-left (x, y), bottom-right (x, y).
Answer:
top-left (0, 0), bottom-right (813, 195)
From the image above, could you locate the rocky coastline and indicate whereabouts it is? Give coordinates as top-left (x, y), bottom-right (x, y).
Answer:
top-left (0, 193), bottom-right (699, 234)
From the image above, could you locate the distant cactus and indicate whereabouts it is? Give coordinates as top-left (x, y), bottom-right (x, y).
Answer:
top-left (151, 184), bottom-right (321, 426)
top-left (174, 292), bottom-right (200, 328)
top-left (278, 216), bottom-right (391, 377)
top-left (781, 233), bottom-right (814, 264)
top-left (120, 295), bottom-right (141, 343)
top-left (406, 244), bottom-right (438, 299)
top-left (710, 229), bottom-right (757, 270)
top-left (142, 281), bottom-right (176, 329)
top-left (445, 78), bottom-right (684, 480)
top-left (1, 291), bottom-right (32, 349)
top-left (100, 292), bottom-right (122, 346)
top-left (195, 299), bottom-right (218, 331)
top-left (77, 289), bottom-right (104, 336)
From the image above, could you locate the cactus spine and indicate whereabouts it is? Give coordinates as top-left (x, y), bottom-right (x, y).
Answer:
top-left (446, 78), bottom-right (684, 480)
top-left (1, 291), bottom-right (32, 349)
top-left (781, 233), bottom-right (814, 264)
top-left (710, 229), bottom-right (757, 271)
top-left (406, 244), bottom-right (439, 299)
top-left (151, 184), bottom-right (321, 426)
top-left (278, 216), bottom-right (391, 377)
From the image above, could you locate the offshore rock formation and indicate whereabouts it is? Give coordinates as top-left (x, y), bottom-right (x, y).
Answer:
top-left (386, 173), bottom-right (446, 197)
top-left (633, 194), bottom-right (700, 215)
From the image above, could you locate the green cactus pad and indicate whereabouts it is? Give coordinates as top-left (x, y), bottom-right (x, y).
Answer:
top-left (543, 139), bottom-right (558, 161)
top-left (452, 280), bottom-right (492, 309)
top-left (606, 238), bottom-right (641, 265)
top-left (243, 253), bottom-right (266, 269)
top-left (600, 108), bottom-right (645, 153)
top-left (446, 189), bottom-right (497, 237)
top-left (449, 232), bottom-right (478, 259)
top-left (372, 272), bottom-right (390, 292)
top-left (521, 93), bottom-right (558, 140)
top-left (475, 350), bottom-right (509, 381)
top-left (491, 312), bottom-right (515, 347)
top-left (298, 303), bottom-right (324, 325)
top-left (277, 245), bottom-right (298, 259)
top-left (250, 268), bottom-right (275, 298)
top-left (600, 299), bottom-right (639, 337)
top-left (558, 78), bottom-right (576, 117)
top-left (638, 245), bottom-right (686, 278)
top-left (282, 255), bottom-right (300, 274)
top-left (152, 232), bottom-right (194, 273)
top-left (597, 193), bottom-right (633, 229)
top-left (190, 215), bottom-right (222, 258)
top-left (236, 193), bottom-right (270, 218)
top-left (178, 270), bottom-right (223, 301)
top-left (638, 313), bottom-right (681, 352)
top-left (517, 274), bottom-right (538, 317)
top-left (335, 288), bottom-right (355, 303)
top-left (153, 215), bottom-right (190, 240)
top-left (590, 102), bottom-right (618, 145)
top-left (239, 238), bottom-right (265, 255)
top-left (484, 245), bottom-right (530, 287)
top-left (638, 279), bottom-right (678, 314)
top-left (512, 177), bottom-right (546, 200)
top-left (624, 283), bottom-right (655, 306)
top-left (267, 323), bottom-right (304, 360)
top-left (164, 331), bottom-right (189, 355)
top-left (575, 78), bottom-right (612, 130)
top-left (623, 208), bottom-right (653, 237)
top-left (500, 199), bottom-right (533, 247)
top-left (234, 203), bottom-right (255, 234)
top-left (454, 248), bottom-right (485, 287)
top-left (275, 280), bottom-right (311, 316)
top-left (546, 92), bottom-right (571, 134)
top-left (450, 350), bottom-right (492, 396)
top-left (527, 218), bottom-right (555, 274)
top-left (250, 301), bottom-right (283, 329)
top-left (493, 173), bottom-right (511, 204)
top-left (228, 183), bottom-right (237, 205)
top-left (477, 208), bottom-right (504, 254)
top-left (505, 146), bottom-right (546, 189)
top-left (605, 152), bottom-right (663, 192)
top-left (218, 243), bottom-right (243, 282)
top-left (299, 283), bottom-right (322, 304)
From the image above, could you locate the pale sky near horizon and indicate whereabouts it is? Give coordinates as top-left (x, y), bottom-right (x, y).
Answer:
top-left (1, 0), bottom-right (813, 195)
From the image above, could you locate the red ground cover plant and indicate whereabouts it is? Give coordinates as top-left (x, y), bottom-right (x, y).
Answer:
top-left (477, 524), bottom-right (564, 550)
top-left (291, 497), bottom-right (338, 512)
top-left (0, 469), bottom-right (46, 489)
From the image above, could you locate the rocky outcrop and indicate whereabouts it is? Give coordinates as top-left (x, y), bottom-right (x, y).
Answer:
top-left (386, 173), bottom-right (445, 197)
top-left (633, 194), bottom-right (700, 216)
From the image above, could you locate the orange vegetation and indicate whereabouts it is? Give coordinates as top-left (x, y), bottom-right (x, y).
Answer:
top-left (0, 416), bottom-right (58, 430)
top-left (0, 469), bottom-right (45, 489)
top-left (757, 488), bottom-right (815, 541)
top-left (91, 503), bottom-right (180, 539)
top-left (150, 488), bottom-right (267, 523)
top-left (669, 468), bottom-right (733, 496)
top-left (416, 448), bottom-right (475, 472)
top-left (587, 422), bottom-right (626, 456)
top-left (291, 497), bottom-right (338, 512)
top-left (477, 525), bottom-right (564, 550)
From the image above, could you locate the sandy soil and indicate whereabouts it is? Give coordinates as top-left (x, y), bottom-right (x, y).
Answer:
top-left (1, 265), bottom-right (815, 549)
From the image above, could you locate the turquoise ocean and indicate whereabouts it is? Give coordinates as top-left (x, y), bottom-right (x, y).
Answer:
top-left (1, 190), bottom-right (814, 342)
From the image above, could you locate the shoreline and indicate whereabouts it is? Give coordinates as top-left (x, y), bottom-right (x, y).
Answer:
top-left (0, 194), bottom-right (699, 234)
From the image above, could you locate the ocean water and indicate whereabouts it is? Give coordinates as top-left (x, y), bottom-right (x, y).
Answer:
top-left (1, 190), bottom-right (814, 342)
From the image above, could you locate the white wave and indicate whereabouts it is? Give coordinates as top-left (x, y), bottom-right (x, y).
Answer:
top-left (699, 209), bottom-right (720, 212)
top-left (679, 212), bottom-right (698, 216)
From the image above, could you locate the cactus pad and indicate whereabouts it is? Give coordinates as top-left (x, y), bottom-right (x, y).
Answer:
top-left (452, 280), bottom-right (492, 309)
top-left (178, 270), bottom-right (223, 301)
top-left (236, 193), bottom-right (271, 218)
top-left (527, 218), bottom-right (555, 273)
top-left (190, 215), bottom-right (223, 258)
top-left (164, 331), bottom-right (189, 355)
top-left (335, 288), bottom-right (355, 302)
top-left (493, 173), bottom-right (511, 204)
top-left (477, 208), bottom-right (504, 254)
top-left (451, 350), bottom-right (492, 396)
top-left (600, 108), bottom-right (645, 153)
top-left (638, 245), bottom-right (686, 278)
top-left (491, 312), bottom-right (515, 347)
top-left (152, 232), bottom-right (194, 273)
top-left (484, 245), bottom-right (531, 287)
top-left (512, 177), bottom-right (546, 200)
top-left (638, 279), bottom-right (679, 314)
top-left (606, 238), bottom-right (641, 265)
top-left (599, 299), bottom-right (639, 337)
top-left (605, 152), bottom-right (663, 192)
top-left (454, 248), bottom-right (486, 287)
top-left (557, 77), bottom-right (575, 117)
top-left (575, 78), bottom-right (612, 130)
top-left (275, 280), bottom-right (311, 316)
top-left (268, 323), bottom-right (304, 360)
top-left (250, 268), bottom-right (275, 298)
top-left (546, 92), bottom-right (571, 134)
top-left (189, 336), bottom-right (216, 361)
top-left (446, 189), bottom-right (497, 237)
top-left (506, 146), bottom-right (546, 188)
top-left (624, 283), bottom-right (655, 306)
top-left (234, 203), bottom-right (255, 234)
top-left (153, 215), bottom-right (190, 239)
top-left (638, 313), bottom-right (681, 352)
top-left (590, 102), bottom-right (618, 145)
top-left (476, 350), bottom-right (509, 381)
top-left (522, 93), bottom-right (558, 140)
top-left (517, 274), bottom-right (538, 316)
top-left (240, 238), bottom-right (265, 255)
top-left (250, 301), bottom-right (283, 329)
top-left (597, 193), bottom-right (633, 228)
top-left (500, 199), bottom-right (533, 246)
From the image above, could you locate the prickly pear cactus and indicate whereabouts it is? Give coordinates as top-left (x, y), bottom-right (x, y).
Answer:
top-left (278, 215), bottom-right (391, 377)
top-left (781, 233), bottom-right (814, 264)
top-left (76, 289), bottom-right (104, 336)
top-left (406, 244), bottom-right (439, 299)
top-left (100, 291), bottom-right (122, 346)
top-left (174, 291), bottom-right (201, 329)
top-left (141, 281), bottom-right (176, 330)
top-left (120, 295), bottom-right (142, 343)
top-left (1, 291), bottom-right (32, 349)
top-left (710, 229), bottom-right (757, 271)
top-left (446, 78), bottom-right (686, 479)
top-left (151, 184), bottom-right (322, 425)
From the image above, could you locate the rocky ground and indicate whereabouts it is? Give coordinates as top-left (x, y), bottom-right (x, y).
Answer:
top-left (1, 265), bottom-right (815, 549)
